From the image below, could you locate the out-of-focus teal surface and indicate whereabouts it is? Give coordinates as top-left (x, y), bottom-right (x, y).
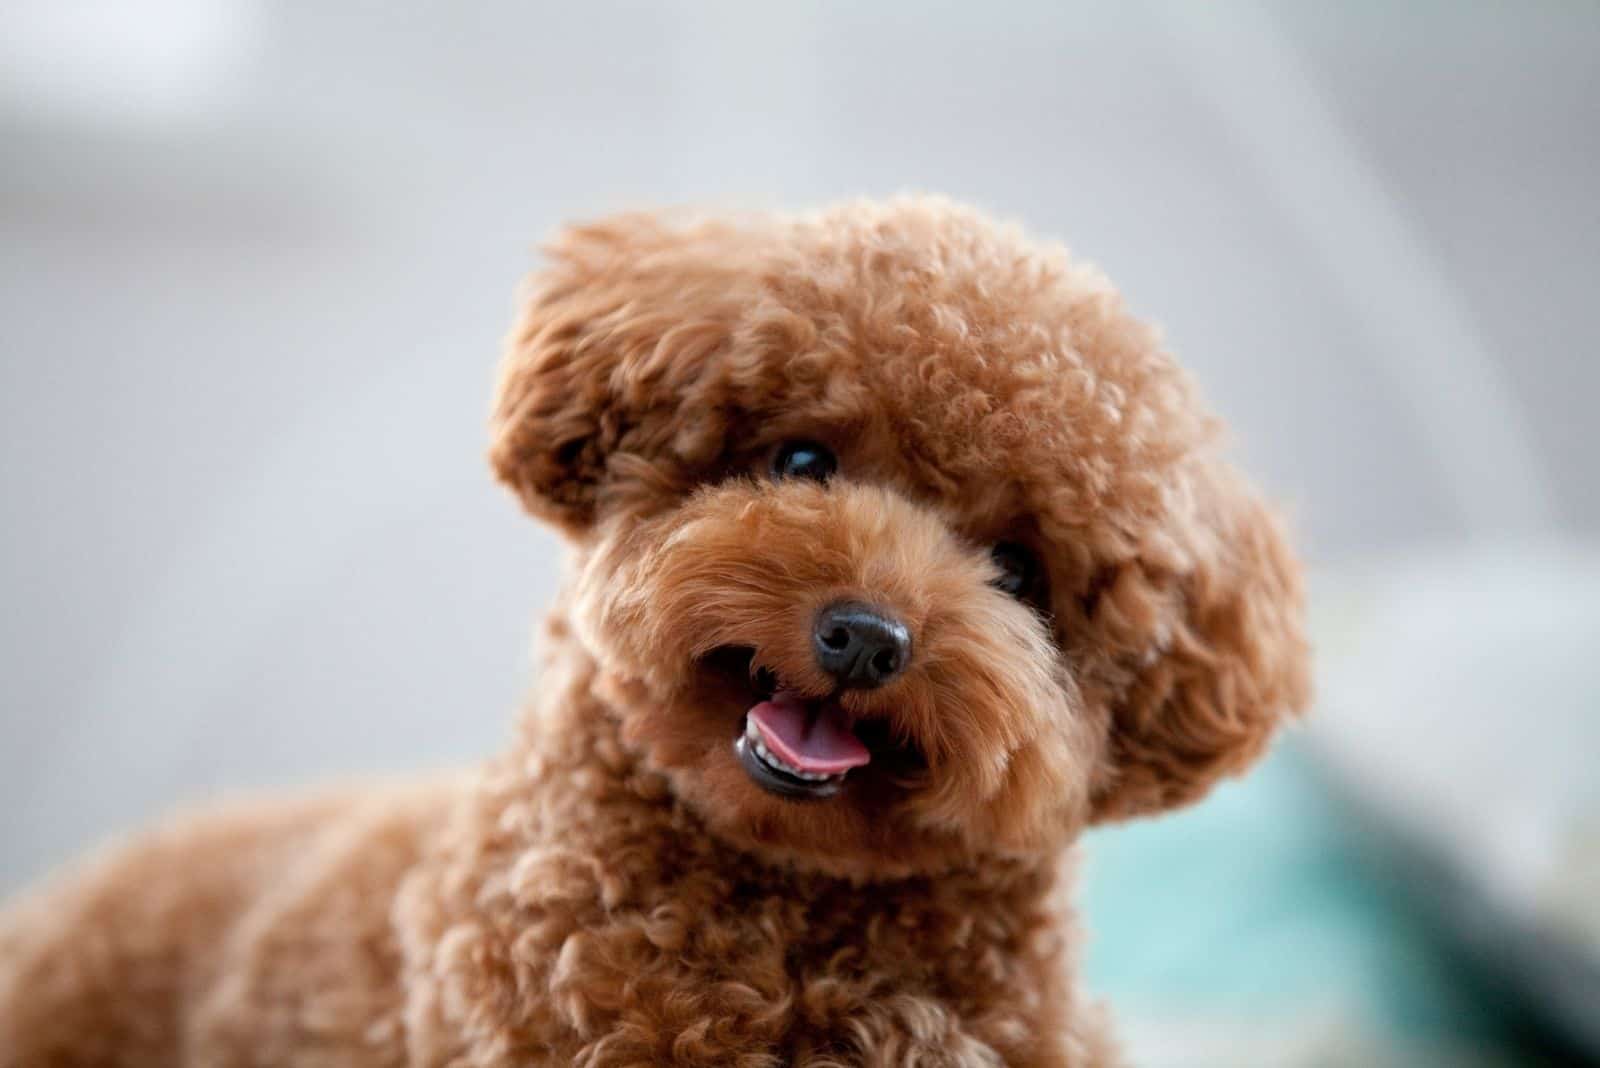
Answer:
top-left (1080, 741), bottom-right (1537, 1066)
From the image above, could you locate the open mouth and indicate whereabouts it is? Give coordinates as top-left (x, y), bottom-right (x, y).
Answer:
top-left (736, 690), bottom-right (871, 800)
top-left (701, 646), bottom-right (878, 801)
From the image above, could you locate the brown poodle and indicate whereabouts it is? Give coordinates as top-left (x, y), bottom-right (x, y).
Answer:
top-left (0, 196), bottom-right (1310, 1066)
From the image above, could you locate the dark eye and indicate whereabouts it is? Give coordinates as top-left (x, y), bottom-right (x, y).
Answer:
top-left (989, 542), bottom-right (1037, 599)
top-left (772, 440), bottom-right (837, 483)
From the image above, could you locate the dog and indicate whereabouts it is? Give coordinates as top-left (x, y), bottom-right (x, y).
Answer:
top-left (0, 196), bottom-right (1310, 1066)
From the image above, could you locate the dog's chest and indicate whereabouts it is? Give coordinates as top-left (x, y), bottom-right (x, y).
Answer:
top-left (470, 852), bottom-right (1069, 1065)
top-left (406, 756), bottom-right (1081, 1064)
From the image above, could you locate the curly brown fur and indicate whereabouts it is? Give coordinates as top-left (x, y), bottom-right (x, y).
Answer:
top-left (0, 196), bottom-right (1309, 1066)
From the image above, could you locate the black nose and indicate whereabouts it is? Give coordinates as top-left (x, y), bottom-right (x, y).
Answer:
top-left (812, 601), bottom-right (912, 689)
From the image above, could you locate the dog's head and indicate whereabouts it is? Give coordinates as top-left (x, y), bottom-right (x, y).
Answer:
top-left (490, 198), bottom-right (1310, 877)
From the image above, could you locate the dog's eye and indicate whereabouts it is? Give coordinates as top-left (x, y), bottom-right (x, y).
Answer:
top-left (772, 440), bottom-right (837, 483)
top-left (989, 542), bottom-right (1037, 599)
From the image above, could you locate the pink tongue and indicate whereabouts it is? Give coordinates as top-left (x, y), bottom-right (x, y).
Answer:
top-left (747, 692), bottom-right (871, 775)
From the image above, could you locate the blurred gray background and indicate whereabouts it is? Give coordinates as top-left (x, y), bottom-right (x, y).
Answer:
top-left (2, 0), bottom-right (1596, 905)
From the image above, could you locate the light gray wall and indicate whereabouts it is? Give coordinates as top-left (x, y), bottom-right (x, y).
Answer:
top-left (2, 1), bottom-right (1595, 890)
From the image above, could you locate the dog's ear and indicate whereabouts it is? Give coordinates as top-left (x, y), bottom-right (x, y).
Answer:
top-left (488, 213), bottom-right (743, 536)
top-left (1085, 461), bottom-right (1311, 822)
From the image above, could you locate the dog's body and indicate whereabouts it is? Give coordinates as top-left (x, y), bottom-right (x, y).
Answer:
top-left (0, 645), bottom-right (1102, 1066)
top-left (1, 198), bottom-right (1309, 1067)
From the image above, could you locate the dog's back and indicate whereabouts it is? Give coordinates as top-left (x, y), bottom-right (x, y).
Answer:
top-left (0, 783), bottom-right (456, 1068)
